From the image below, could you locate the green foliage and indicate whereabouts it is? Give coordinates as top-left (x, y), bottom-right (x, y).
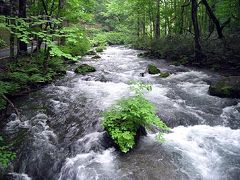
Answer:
top-left (0, 38), bottom-right (7, 48)
top-left (0, 136), bottom-right (16, 168)
top-left (0, 55), bottom-right (67, 111)
top-left (102, 82), bottom-right (168, 153)
top-left (96, 46), bottom-right (106, 53)
top-left (91, 31), bottom-right (132, 47)
top-left (160, 72), bottom-right (170, 78)
top-left (60, 27), bottom-right (91, 57)
top-left (147, 64), bottom-right (161, 75)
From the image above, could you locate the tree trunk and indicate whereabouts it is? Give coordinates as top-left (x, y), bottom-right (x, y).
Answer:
top-left (9, 0), bottom-right (17, 60)
top-left (155, 0), bottom-right (160, 39)
top-left (201, 0), bottom-right (224, 39)
top-left (19, 0), bottom-right (28, 54)
top-left (191, 0), bottom-right (202, 61)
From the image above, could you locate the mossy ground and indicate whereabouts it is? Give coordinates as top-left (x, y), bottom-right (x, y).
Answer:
top-left (0, 54), bottom-right (67, 111)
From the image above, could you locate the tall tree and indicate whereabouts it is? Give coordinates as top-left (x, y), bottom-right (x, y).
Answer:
top-left (191, 0), bottom-right (202, 60)
top-left (18, 0), bottom-right (28, 54)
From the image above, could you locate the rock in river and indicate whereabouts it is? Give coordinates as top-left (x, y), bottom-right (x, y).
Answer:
top-left (209, 76), bottom-right (240, 98)
top-left (74, 64), bottom-right (96, 75)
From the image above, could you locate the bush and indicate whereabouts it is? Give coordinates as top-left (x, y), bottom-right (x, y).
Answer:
top-left (60, 28), bottom-right (91, 57)
top-left (102, 82), bottom-right (168, 153)
top-left (96, 46), bottom-right (106, 52)
top-left (0, 38), bottom-right (7, 49)
top-left (91, 31), bottom-right (133, 47)
top-left (0, 136), bottom-right (16, 168)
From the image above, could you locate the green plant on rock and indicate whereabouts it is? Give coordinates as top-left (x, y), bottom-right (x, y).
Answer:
top-left (102, 81), bottom-right (169, 153)
top-left (147, 64), bottom-right (161, 74)
top-left (74, 64), bottom-right (96, 74)
top-left (0, 136), bottom-right (16, 168)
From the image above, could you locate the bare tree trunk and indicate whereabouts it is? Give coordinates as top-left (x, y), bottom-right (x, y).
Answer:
top-left (9, 0), bottom-right (16, 60)
top-left (155, 0), bottom-right (160, 39)
top-left (191, 0), bottom-right (202, 61)
top-left (19, 0), bottom-right (28, 54)
top-left (201, 0), bottom-right (224, 39)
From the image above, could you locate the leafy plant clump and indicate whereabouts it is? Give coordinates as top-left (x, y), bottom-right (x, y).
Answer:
top-left (0, 136), bottom-right (16, 168)
top-left (102, 82), bottom-right (169, 153)
top-left (147, 64), bottom-right (161, 74)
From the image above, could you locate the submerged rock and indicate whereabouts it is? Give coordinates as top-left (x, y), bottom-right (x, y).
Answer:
top-left (209, 76), bottom-right (240, 98)
top-left (86, 50), bottom-right (97, 55)
top-left (147, 64), bottom-right (161, 74)
top-left (160, 72), bottom-right (170, 78)
top-left (74, 64), bottom-right (96, 75)
top-left (102, 126), bottom-right (147, 153)
top-left (91, 55), bottom-right (101, 59)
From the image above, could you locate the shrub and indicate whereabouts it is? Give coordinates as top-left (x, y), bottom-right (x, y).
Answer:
top-left (96, 46), bottom-right (106, 52)
top-left (0, 38), bottom-right (7, 49)
top-left (0, 136), bottom-right (16, 168)
top-left (148, 64), bottom-right (161, 74)
top-left (102, 82), bottom-right (168, 153)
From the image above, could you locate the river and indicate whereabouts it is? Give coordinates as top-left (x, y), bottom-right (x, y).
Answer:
top-left (3, 46), bottom-right (240, 180)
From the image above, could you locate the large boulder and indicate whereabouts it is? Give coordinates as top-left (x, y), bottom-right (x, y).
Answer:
top-left (209, 76), bottom-right (240, 98)
top-left (74, 64), bottom-right (96, 75)
top-left (147, 64), bottom-right (161, 74)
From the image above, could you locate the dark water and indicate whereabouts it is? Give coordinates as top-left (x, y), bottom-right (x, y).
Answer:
top-left (3, 46), bottom-right (240, 180)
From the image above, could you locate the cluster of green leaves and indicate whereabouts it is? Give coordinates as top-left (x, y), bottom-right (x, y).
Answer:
top-left (60, 27), bottom-right (91, 57)
top-left (91, 31), bottom-right (132, 47)
top-left (0, 38), bottom-right (7, 48)
top-left (1, 15), bottom-right (87, 61)
top-left (0, 136), bottom-right (16, 168)
top-left (102, 82), bottom-right (169, 153)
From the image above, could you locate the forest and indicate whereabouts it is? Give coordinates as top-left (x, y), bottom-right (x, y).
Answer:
top-left (0, 0), bottom-right (240, 179)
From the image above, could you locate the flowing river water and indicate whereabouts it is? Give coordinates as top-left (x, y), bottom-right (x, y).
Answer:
top-left (2, 46), bottom-right (240, 180)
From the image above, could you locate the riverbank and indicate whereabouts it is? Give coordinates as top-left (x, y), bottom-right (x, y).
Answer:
top-left (0, 54), bottom-right (69, 124)
top-left (134, 34), bottom-right (240, 76)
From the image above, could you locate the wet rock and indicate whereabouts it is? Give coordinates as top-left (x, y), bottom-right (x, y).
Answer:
top-left (101, 126), bottom-right (147, 152)
top-left (209, 76), bottom-right (240, 98)
top-left (160, 72), bottom-right (170, 78)
top-left (91, 55), bottom-right (101, 59)
top-left (138, 51), bottom-right (161, 59)
top-left (74, 64), bottom-right (96, 75)
top-left (147, 64), bottom-right (161, 74)
top-left (140, 72), bottom-right (145, 77)
top-left (86, 50), bottom-right (97, 55)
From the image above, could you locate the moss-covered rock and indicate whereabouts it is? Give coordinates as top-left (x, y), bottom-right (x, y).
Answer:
top-left (147, 64), bottom-right (161, 74)
top-left (74, 64), bottom-right (96, 75)
top-left (160, 72), bottom-right (170, 78)
top-left (209, 76), bottom-right (240, 98)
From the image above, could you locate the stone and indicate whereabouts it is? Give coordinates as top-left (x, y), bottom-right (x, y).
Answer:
top-left (74, 64), bottom-right (96, 75)
top-left (147, 64), bottom-right (161, 74)
top-left (209, 76), bottom-right (240, 98)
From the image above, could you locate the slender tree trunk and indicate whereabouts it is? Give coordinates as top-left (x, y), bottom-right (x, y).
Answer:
top-left (155, 0), bottom-right (160, 39)
top-left (9, 0), bottom-right (16, 60)
top-left (191, 0), bottom-right (202, 61)
top-left (201, 0), bottom-right (224, 38)
top-left (19, 0), bottom-right (28, 54)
